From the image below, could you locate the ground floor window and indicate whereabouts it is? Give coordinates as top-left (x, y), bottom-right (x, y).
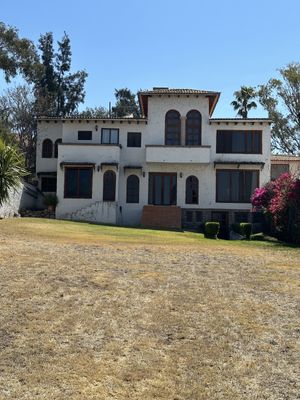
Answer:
top-left (103, 170), bottom-right (116, 201)
top-left (64, 167), bottom-right (93, 198)
top-left (148, 173), bottom-right (177, 205)
top-left (126, 175), bottom-right (139, 203)
top-left (216, 169), bottom-right (259, 203)
top-left (41, 176), bottom-right (57, 192)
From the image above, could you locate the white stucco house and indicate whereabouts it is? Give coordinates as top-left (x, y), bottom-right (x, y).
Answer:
top-left (36, 87), bottom-right (272, 235)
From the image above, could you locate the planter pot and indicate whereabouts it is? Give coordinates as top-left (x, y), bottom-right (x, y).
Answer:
top-left (47, 205), bottom-right (55, 212)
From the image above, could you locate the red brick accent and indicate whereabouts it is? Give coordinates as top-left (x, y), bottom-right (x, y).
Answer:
top-left (141, 205), bottom-right (182, 229)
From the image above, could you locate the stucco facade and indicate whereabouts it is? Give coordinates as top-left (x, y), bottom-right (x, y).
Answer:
top-left (36, 88), bottom-right (272, 230)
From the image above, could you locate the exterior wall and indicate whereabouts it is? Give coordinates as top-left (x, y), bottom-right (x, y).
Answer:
top-left (0, 182), bottom-right (38, 218)
top-left (271, 156), bottom-right (300, 179)
top-left (36, 93), bottom-right (272, 227)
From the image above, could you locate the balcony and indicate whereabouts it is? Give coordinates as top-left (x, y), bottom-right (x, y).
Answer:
top-left (58, 143), bottom-right (121, 165)
top-left (146, 145), bottom-right (211, 164)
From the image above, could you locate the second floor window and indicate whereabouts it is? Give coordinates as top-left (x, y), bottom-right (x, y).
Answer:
top-left (127, 132), bottom-right (141, 147)
top-left (54, 139), bottom-right (62, 158)
top-left (101, 128), bottom-right (119, 144)
top-left (217, 130), bottom-right (262, 154)
top-left (42, 139), bottom-right (53, 158)
top-left (186, 110), bottom-right (202, 145)
top-left (165, 110), bottom-right (181, 145)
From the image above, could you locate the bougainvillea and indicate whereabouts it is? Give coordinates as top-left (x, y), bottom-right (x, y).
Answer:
top-left (251, 173), bottom-right (300, 243)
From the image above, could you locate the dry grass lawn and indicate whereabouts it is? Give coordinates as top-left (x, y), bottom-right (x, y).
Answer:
top-left (0, 218), bottom-right (300, 399)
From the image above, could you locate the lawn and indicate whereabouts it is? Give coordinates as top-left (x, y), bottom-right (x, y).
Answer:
top-left (0, 218), bottom-right (299, 399)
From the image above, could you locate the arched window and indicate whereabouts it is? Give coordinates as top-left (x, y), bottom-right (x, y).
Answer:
top-left (103, 170), bottom-right (116, 201)
top-left (42, 139), bottom-right (53, 158)
top-left (186, 175), bottom-right (199, 204)
top-left (186, 110), bottom-right (202, 145)
top-left (126, 175), bottom-right (139, 203)
top-left (54, 139), bottom-right (62, 158)
top-left (165, 110), bottom-right (181, 145)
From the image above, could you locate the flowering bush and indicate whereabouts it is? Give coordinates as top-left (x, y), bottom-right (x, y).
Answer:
top-left (251, 173), bottom-right (300, 244)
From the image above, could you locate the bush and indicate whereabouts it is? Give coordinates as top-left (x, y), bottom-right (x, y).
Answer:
top-left (43, 194), bottom-right (58, 208)
top-left (240, 223), bottom-right (252, 240)
top-left (204, 222), bottom-right (220, 239)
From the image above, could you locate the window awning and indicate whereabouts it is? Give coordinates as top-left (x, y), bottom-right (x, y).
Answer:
top-left (98, 162), bottom-right (119, 171)
top-left (60, 162), bottom-right (96, 169)
top-left (214, 161), bottom-right (265, 169)
top-left (123, 165), bottom-right (143, 171)
top-left (37, 171), bottom-right (57, 176)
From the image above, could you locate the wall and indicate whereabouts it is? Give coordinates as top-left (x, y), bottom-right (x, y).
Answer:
top-left (0, 182), bottom-right (38, 218)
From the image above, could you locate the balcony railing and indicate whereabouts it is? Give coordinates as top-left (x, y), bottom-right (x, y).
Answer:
top-left (146, 145), bottom-right (211, 164)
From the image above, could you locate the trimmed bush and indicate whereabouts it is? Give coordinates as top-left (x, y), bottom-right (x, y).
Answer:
top-left (240, 223), bottom-right (252, 240)
top-left (204, 222), bottom-right (220, 239)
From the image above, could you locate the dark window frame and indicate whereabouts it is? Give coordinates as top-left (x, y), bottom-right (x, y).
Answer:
top-left (148, 172), bottom-right (177, 205)
top-left (42, 139), bottom-right (53, 158)
top-left (165, 110), bottom-right (181, 145)
top-left (101, 128), bottom-right (119, 144)
top-left (216, 169), bottom-right (260, 203)
top-left (127, 132), bottom-right (142, 147)
top-left (64, 167), bottom-right (93, 199)
top-left (185, 175), bottom-right (199, 204)
top-left (78, 130), bottom-right (92, 140)
top-left (54, 138), bottom-right (62, 158)
top-left (216, 130), bottom-right (262, 154)
top-left (103, 170), bottom-right (116, 202)
top-left (185, 110), bottom-right (202, 145)
top-left (126, 174), bottom-right (140, 203)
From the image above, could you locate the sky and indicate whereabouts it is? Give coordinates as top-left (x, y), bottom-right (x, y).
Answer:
top-left (1, 0), bottom-right (300, 117)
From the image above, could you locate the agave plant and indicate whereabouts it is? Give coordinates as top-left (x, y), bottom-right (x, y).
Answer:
top-left (0, 139), bottom-right (27, 206)
top-left (231, 86), bottom-right (257, 118)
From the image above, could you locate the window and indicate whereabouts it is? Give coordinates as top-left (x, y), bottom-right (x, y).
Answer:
top-left (64, 167), bottom-right (93, 198)
top-left (148, 173), bottom-right (177, 205)
top-left (185, 175), bottom-right (199, 204)
top-left (101, 128), bottom-right (119, 144)
top-left (127, 132), bottom-right (141, 147)
top-left (103, 170), bottom-right (116, 201)
top-left (42, 139), bottom-right (53, 158)
top-left (126, 175), bottom-right (139, 203)
top-left (165, 110), bottom-right (181, 145)
top-left (54, 139), bottom-right (62, 158)
top-left (271, 164), bottom-right (289, 180)
top-left (41, 177), bottom-right (57, 192)
top-left (182, 209), bottom-right (203, 229)
top-left (78, 131), bottom-right (92, 140)
top-left (186, 110), bottom-right (202, 145)
top-left (216, 170), bottom-right (259, 203)
top-left (216, 130), bottom-right (262, 154)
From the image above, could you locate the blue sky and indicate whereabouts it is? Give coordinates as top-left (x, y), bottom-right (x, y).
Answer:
top-left (1, 0), bottom-right (300, 117)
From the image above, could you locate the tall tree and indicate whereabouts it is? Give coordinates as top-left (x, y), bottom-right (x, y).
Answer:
top-left (112, 88), bottom-right (140, 118)
top-left (35, 32), bottom-right (88, 116)
top-left (0, 85), bottom-right (36, 171)
top-left (231, 86), bottom-right (257, 118)
top-left (258, 63), bottom-right (300, 155)
top-left (0, 138), bottom-right (27, 206)
top-left (74, 106), bottom-right (109, 118)
top-left (0, 21), bottom-right (39, 83)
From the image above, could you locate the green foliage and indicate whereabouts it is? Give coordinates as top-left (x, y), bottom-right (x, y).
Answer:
top-left (204, 222), bottom-right (220, 239)
top-left (0, 21), bottom-right (39, 82)
top-left (43, 193), bottom-right (58, 207)
top-left (74, 106), bottom-right (109, 118)
top-left (231, 86), bottom-right (257, 118)
top-left (240, 223), bottom-right (252, 240)
top-left (112, 88), bottom-right (140, 118)
top-left (257, 63), bottom-right (300, 155)
top-left (0, 138), bottom-right (27, 206)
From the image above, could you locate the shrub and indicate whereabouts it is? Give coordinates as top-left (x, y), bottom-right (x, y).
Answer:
top-left (204, 222), bottom-right (220, 239)
top-left (240, 223), bottom-right (252, 240)
top-left (43, 194), bottom-right (58, 209)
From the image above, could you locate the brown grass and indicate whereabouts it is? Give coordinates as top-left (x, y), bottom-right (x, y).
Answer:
top-left (0, 218), bottom-right (300, 399)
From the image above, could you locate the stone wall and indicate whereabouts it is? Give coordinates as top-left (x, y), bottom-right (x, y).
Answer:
top-left (0, 182), bottom-right (38, 219)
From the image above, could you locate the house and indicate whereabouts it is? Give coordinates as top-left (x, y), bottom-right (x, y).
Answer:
top-left (271, 154), bottom-right (300, 180)
top-left (36, 88), bottom-right (272, 233)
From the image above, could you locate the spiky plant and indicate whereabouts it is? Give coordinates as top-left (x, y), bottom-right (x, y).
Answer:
top-left (231, 86), bottom-right (257, 118)
top-left (0, 139), bottom-right (27, 206)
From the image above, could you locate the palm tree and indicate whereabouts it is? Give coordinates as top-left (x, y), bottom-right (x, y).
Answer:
top-left (0, 139), bottom-right (27, 206)
top-left (231, 86), bottom-right (257, 118)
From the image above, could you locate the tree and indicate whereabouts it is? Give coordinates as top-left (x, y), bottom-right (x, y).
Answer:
top-left (112, 88), bottom-right (140, 118)
top-left (0, 21), bottom-right (39, 83)
top-left (0, 85), bottom-right (36, 171)
top-left (0, 138), bottom-right (27, 206)
top-left (74, 106), bottom-right (109, 118)
top-left (35, 32), bottom-right (88, 116)
top-left (231, 86), bottom-right (257, 118)
top-left (257, 63), bottom-right (300, 155)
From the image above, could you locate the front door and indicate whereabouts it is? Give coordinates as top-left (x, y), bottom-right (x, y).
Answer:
top-left (211, 211), bottom-right (229, 239)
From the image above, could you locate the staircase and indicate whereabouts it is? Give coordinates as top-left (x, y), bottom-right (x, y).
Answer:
top-left (63, 201), bottom-right (117, 224)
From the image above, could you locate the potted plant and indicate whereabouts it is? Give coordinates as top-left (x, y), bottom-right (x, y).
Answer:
top-left (43, 194), bottom-right (58, 212)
